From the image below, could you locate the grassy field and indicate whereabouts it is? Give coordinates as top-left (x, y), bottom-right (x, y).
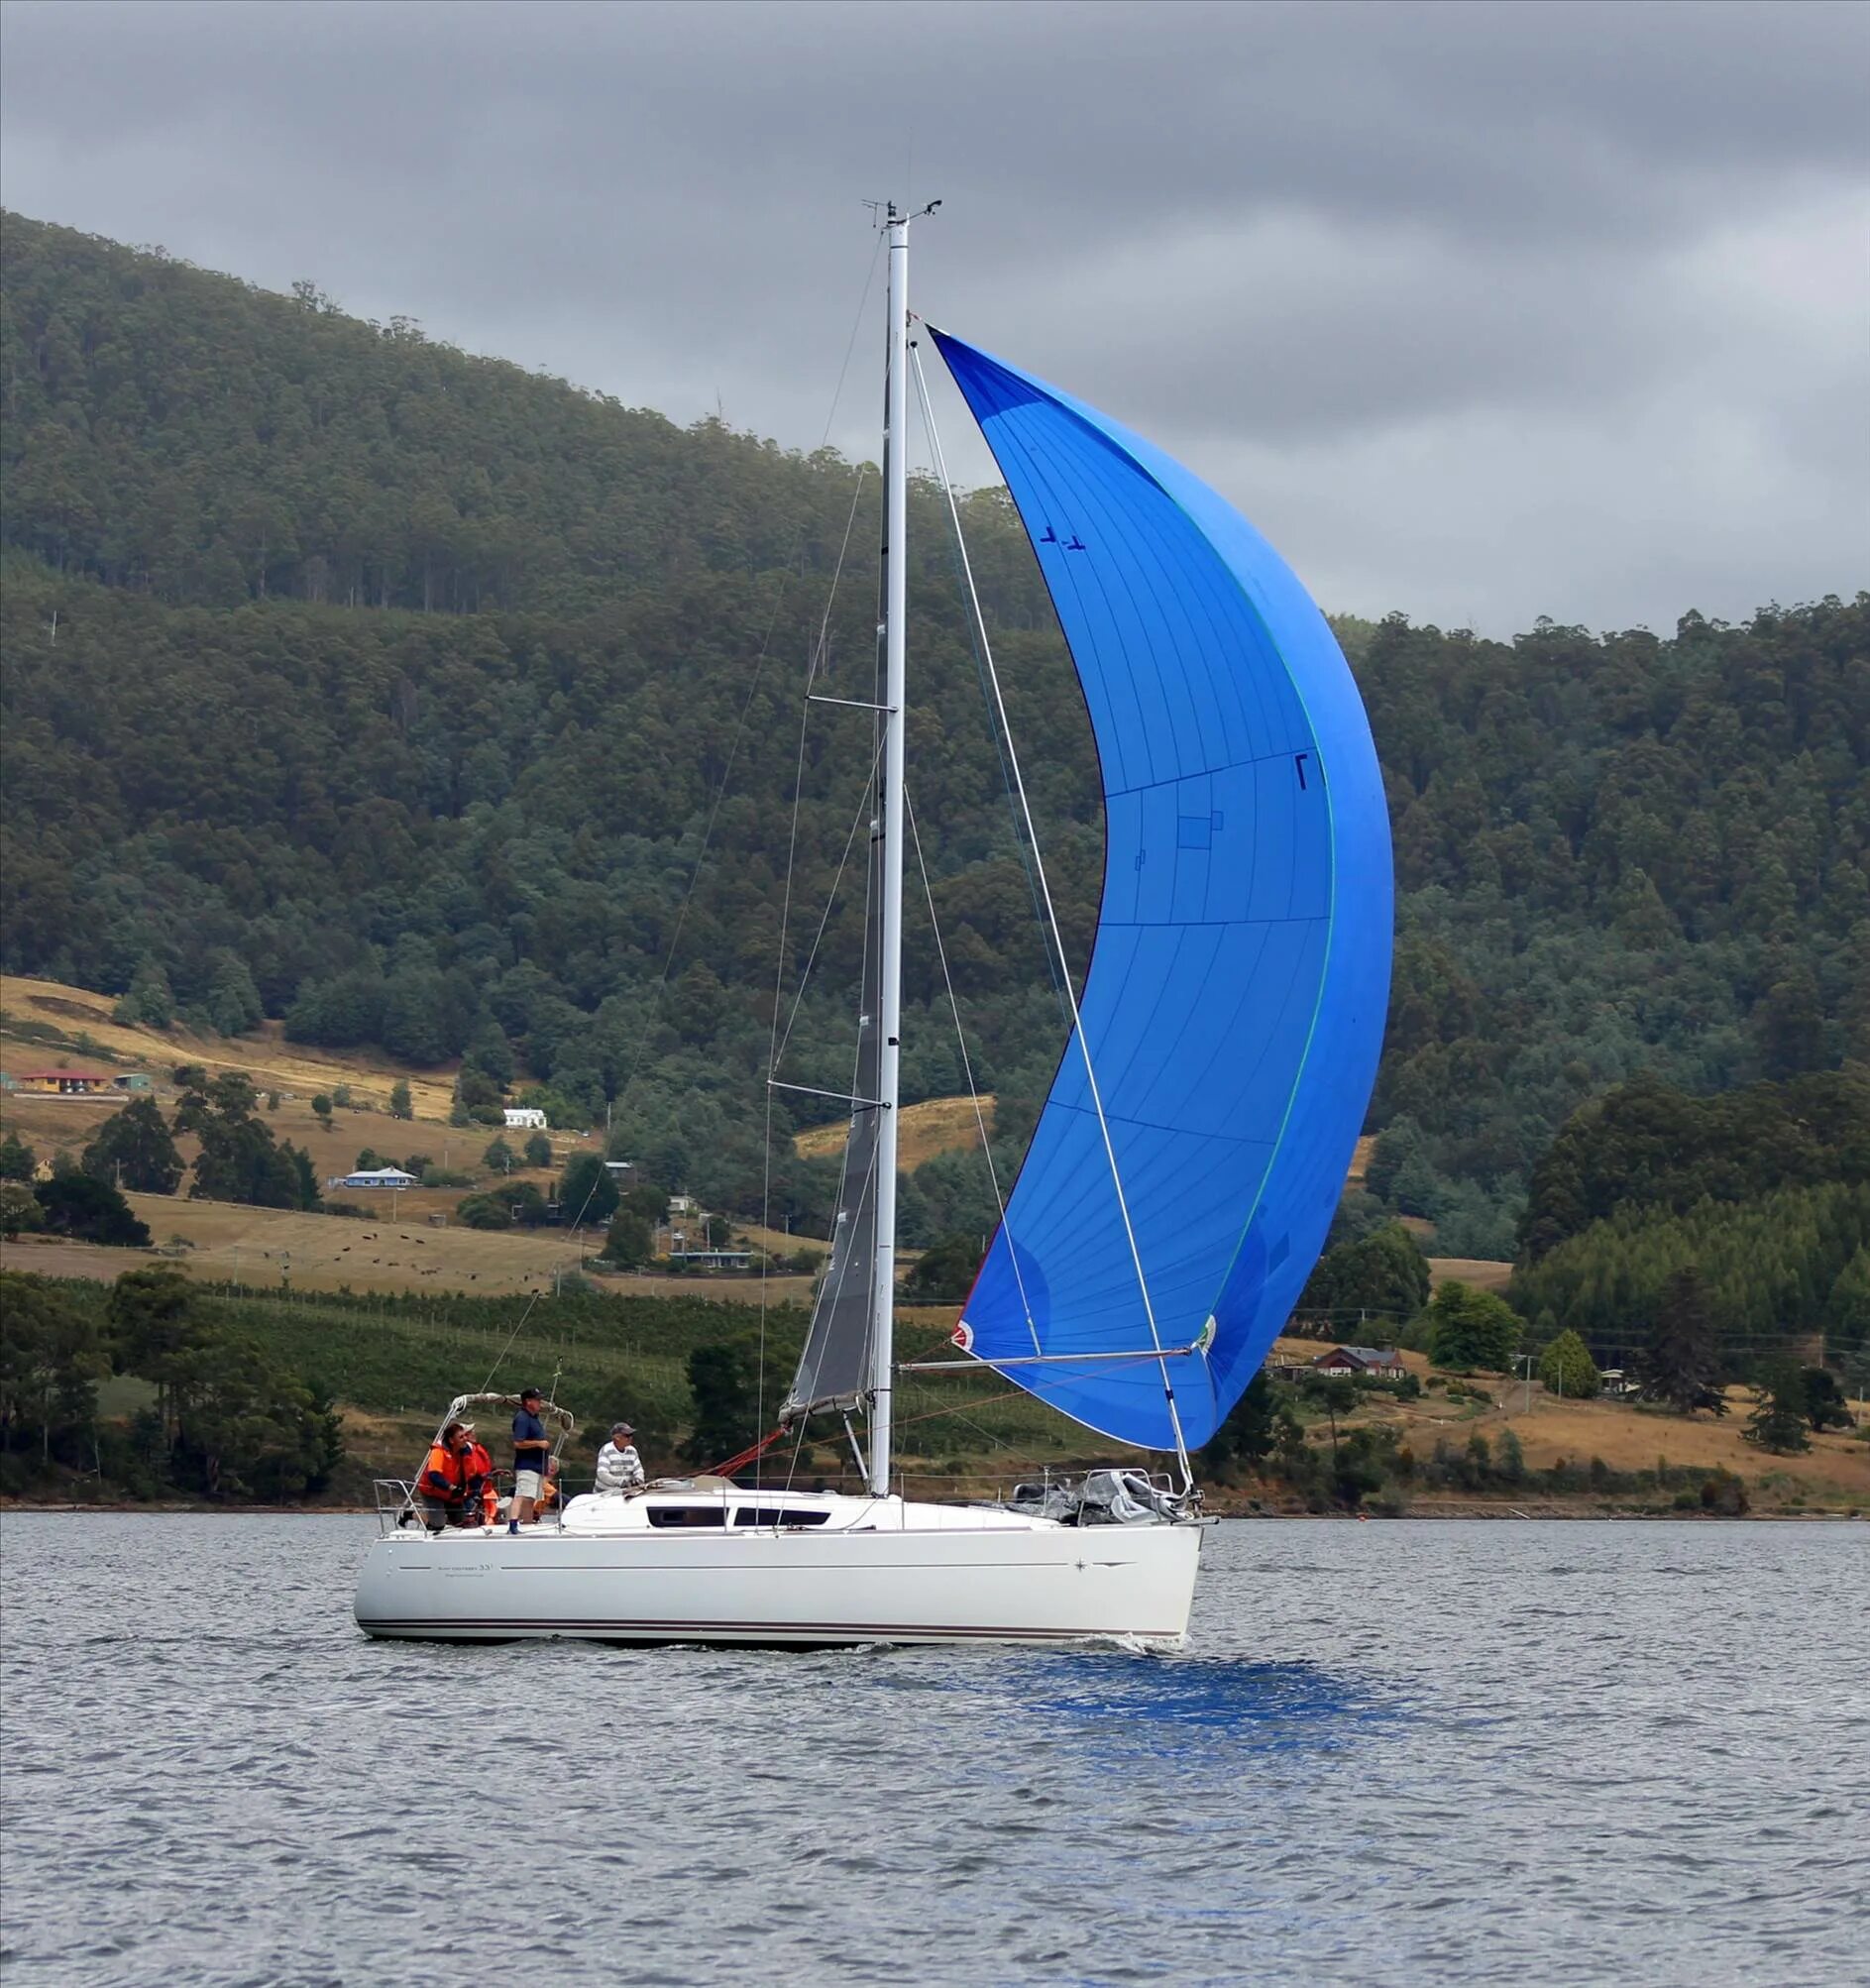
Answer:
top-left (0, 972), bottom-right (461, 1116)
top-left (795, 1091), bottom-right (998, 1170)
top-left (1426, 1257), bottom-right (1514, 1293)
top-left (1288, 1340), bottom-right (1870, 1509)
top-left (0, 1197), bottom-right (821, 1305)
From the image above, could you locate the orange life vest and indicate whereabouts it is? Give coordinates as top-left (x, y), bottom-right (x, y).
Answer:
top-left (420, 1443), bottom-right (465, 1499)
top-left (464, 1441), bottom-right (497, 1522)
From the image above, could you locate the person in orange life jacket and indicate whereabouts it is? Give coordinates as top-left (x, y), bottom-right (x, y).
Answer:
top-left (508, 1387), bottom-right (551, 1534)
top-left (418, 1421), bottom-right (473, 1531)
top-left (534, 1455), bottom-right (561, 1518)
top-left (460, 1423), bottom-right (497, 1525)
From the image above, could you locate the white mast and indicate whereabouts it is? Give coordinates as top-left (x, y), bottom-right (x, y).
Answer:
top-left (867, 204), bottom-right (912, 1496)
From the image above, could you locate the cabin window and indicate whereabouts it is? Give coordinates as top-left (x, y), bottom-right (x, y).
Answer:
top-left (644, 1505), bottom-right (726, 1528)
top-left (732, 1507), bottom-right (831, 1528)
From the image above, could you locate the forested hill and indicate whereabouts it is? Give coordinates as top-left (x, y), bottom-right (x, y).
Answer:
top-left (3, 211), bottom-right (1867, 1256)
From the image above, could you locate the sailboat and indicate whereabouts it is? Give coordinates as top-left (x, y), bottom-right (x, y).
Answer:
top-left (352, 205), bottom-right (1391, 1648)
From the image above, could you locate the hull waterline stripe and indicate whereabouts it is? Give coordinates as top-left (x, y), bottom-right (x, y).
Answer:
top-left (357, 1616), bottom-right (1185, 1639)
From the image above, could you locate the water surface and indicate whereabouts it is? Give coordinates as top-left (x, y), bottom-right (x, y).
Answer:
top-left (3, 1516), bottom-right (1864, 1986)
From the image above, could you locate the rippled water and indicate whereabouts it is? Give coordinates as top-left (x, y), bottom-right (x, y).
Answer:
top-left (3, 1515), bottom-right (1865, 1986)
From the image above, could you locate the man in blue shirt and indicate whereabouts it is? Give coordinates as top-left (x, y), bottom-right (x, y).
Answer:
top-left (509, 1386), bottom-right (551, 1533)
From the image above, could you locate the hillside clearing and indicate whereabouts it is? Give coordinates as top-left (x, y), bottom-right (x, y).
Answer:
top-left (1427, 1258), bottom-right (1514, 1292)
top-left (1, 972), bottom-right (461, 1117)
top-left (796, 1092), bottom-right (997, 1171)
top-left (1, 1195), bottom-right (820, 1306)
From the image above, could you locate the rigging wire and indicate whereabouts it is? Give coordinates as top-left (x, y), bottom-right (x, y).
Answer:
top-left (923, 400), bottom-right (1070, 1026)
top-left (759, 465), bottom-right (873, 1443)
top-left (905, 785), bottom-right (1041, 1356)
top-left (772, 732), bottom-right (885, 1069)
top-left (909, 341), bottom-right (1194, 1490)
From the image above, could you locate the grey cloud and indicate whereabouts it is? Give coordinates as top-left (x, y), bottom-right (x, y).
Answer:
top-left (1, 0), bottom-right (1864, 631)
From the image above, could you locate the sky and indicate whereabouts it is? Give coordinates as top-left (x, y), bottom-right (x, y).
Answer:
top-left (2, 0), bottom-right (1865, 634)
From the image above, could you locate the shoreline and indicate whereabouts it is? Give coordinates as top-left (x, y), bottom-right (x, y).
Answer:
top-left (4, 1498), bottom-right (1861, 1520)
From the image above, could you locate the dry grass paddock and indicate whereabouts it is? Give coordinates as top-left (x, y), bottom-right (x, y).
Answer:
top-left (0, 972), bottom-right (461, 1117)
top-left (795, 1092), bottom-right (998, 1171)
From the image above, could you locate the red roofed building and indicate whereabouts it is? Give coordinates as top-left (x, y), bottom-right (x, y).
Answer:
top-left (16, 1073), bottom-right (116, 1105)
top-left (1311, 1345), bottom-right (1407, 1379)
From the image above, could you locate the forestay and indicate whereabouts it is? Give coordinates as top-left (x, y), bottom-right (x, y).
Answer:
top-left (929, 328), bottom-right (1392, 1452)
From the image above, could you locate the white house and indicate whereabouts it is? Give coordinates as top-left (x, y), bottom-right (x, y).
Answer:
top-left (332, 1166), bottom-right (419, 1190)
top-left (503, 1107), bottom-right (548, 1130)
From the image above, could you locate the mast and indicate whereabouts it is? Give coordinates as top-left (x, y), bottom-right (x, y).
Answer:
top-left (867, 204), bottom-right (912, 1496)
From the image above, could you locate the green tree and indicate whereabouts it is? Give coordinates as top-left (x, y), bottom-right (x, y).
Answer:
top-left (505, 1181), bottom-right (551, 1226)
top-left (1495, 1425), bottom-right (1526, 1485)
top-left (177, 1073), bottom-right (310, 1208)
top-left (622, 1180), bottom-right (669, 1222)
top-left (0, 1273), bottom-right (110, 1464)
top-left (101, 1271), bottom-right (343, 1494)
top-left (454, 1192), bottom-right (512, 1230)
top-left (483, 1136), bottom-right (516, 1172)
top-left (107, 1265), bottom-right (209, 1439)
top-left (1538, 1329), bottom-right (1601, 1400)
top-left (33, 1173), bottom-right (151, 1246)
top-left (1423, 1281), bottom-right (1523, 1372)
top-left (80, 1096), bottom-right (184, 1195)
top-left (310, 1094), bottom-right (334, 1129)
top-left (0, 1133), bottom-right (36, 1182)
top-left (523, 1132), bottom-right (553, 1169)
top-left (114, 955), bottom-right (175, 1029)
top-left (904, 1234), bottom-right (981, 1302)
top-left (387, 1079), bottom-right (413, 1121)
top-left (0, 1183), bottom-right (45, 1235)
top-left (1296, 1220), bottom-right (1431, 1328)
top-left (1800, 1369), bottom-right (1854, 1433)
top-left (683, 1340), bottom-right (761, 1469)
top-left (1198, 1371), bottom-right (1276, 1481)
top-left (203, 950), bottom-right (265, 1036)
top-left (603, 1211), bottom-right (654, 1268)
top-left (1753, 967), bottom-right (1824, 1081)
top-left (161, 1332), bottom-right (343, 1498)
top-left (284, 1142), bottom-right (322, 1211)
top-left (1639, 1267), bottom-right (1726, 1416)
top-left (1744, 1360), bottom-right (1812, 1455)
top-left (558, 1153), bottom-right (619, 1229)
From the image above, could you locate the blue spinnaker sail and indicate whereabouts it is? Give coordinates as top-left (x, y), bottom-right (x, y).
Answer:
top-left (930, 328), bottom-right (1392, 1452)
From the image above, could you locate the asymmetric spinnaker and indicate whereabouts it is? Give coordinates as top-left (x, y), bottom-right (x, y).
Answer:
top-left (929, 329), bottom-right (1392, 1452)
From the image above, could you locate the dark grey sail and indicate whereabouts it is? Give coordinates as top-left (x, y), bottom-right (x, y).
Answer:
top-left (781, 804), bottom-right (885, 1422)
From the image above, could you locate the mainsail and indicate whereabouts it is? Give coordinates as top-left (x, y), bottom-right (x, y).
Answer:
top-left (929, 328), bottom-right (1393, 1453)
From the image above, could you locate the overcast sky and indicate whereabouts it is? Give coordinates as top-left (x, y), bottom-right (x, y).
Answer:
top-left (3, 0), bottom-right (1865, 633)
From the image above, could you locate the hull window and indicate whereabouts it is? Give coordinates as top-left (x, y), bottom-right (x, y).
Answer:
top-left (732, 1508), bottom-right (831, 1528)
top-left (644, 1506), bottom-right (727, 1529)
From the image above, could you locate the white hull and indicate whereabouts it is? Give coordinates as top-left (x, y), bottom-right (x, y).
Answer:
top-left (355, 1500), bottom-right (1202, 1648)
